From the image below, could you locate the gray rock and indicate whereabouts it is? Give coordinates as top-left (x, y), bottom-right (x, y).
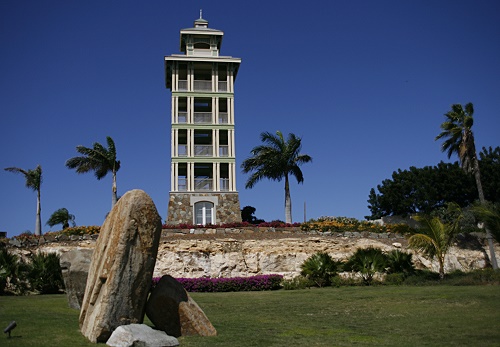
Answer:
top-left (146, 275), bottom-right (216, 337)
top-left (106, 324), bottom-right (179, 347)
top-left (60, 248), bottom-right (93, 309)
top-left (79, 190), bottom-right (163, 343)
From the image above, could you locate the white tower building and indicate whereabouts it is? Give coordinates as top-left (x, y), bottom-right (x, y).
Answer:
top-left (164, 14), bottom-right (242, 225)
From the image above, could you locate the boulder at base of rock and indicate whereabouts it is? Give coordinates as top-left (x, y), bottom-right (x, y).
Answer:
top-left (106, 324), bottom-right (179, 347)
top-left (60, 248), bottom-right (93, 310)
top-left (146, 275), bottom-right (217, 337)
top-left (79, 190), bottom-right (163, 343)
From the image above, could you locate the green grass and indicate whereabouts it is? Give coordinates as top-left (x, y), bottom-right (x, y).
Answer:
top-left (1, 286), bottom-right (499, 346)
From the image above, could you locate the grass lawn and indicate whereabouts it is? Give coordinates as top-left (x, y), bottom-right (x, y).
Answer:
top-left (1, 286), bottom-right (499, 346)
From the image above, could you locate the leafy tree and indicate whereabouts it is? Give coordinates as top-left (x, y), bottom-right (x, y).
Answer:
top-left (241, 131), bottom-right (312, 223)
top-left (344, 247), bottom-right (388, 284)
top-left (300, 252), bottom-right (341, 287)
top-left (367, 147), bottom-right (500, 220)
top-left (241, 206), bottom-right (265, 224)
top-left (436, 103), bottom-right (497, 269)
top-left (66, 136), bottom-right (121, 209)
top-left (46, 208), bottom-right (76, 229)
top-left (4, 165), bottom-right (43, 235)
top-left (26, 252), bottom-right (64, 294)
top-left (408, 207), bottom-right (462, 279)
top-left (367, 162), bottom-right (476, 219)
top-left (478, 146), bottom-right (500, 203)
top-left (472, 202), bottom-right (500, 244)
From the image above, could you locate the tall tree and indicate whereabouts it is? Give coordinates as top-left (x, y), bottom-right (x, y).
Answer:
top-left (66, 136), bottom-right (121, 209)
top-left (46, 208), bottom-right (76, 230)
top-left (4, 165), bottom-right (43, 236)
top-left (436, 103), bottom-right (497, 269)
top-left (241, 131), bottom-right (312, 223)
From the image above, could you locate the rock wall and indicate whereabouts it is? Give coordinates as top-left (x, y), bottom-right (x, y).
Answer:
top-left (24, 230), bottom-right (497, 279)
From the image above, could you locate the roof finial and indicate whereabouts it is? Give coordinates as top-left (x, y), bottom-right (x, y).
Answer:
top-left (200, 9), bottom-right (203, 19)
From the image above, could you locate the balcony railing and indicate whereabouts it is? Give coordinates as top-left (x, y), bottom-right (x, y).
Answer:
top-left (194, 112), bottom-right (212, 124)
top-left (219, 178), bottom-right (230, 191)
top-left (218, 81), bottom-right (228, 92)
top-left (218, 112), bottom-right (228, 124)
top-left (178, 111), bottom-right (187, 123)
top-left (194, 145), bottom-right (213, 156)
top-left (177, 145), bottom-right (187, 157)
top-left (193, 80), bottom-right (212, 91)
top-left (219, 145), bottom-right (229, 157)
top-left (178, 80), bottom-right (188, 91)
top-left (194, 178), bottom-right (213, 191)
top-left (177, 178), bottom-right (187, 191)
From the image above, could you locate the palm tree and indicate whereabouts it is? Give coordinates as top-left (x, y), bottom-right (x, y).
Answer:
top-left (408, 214), bottom-right (460, 279)
top-left (66, 136), bottom-right (121, 209)
top-left (4, 165), bottom-right (43, 236)
top-left (241, 131), bottom-right (312, 223)
top-left (46, 208), bottom-right (76, 230)
top-left (435, 102), bottom-right (498, 269)
top-left (343, 247), bottom-right (388, 284)
top-left (300, 252), bottom-right (341, 287)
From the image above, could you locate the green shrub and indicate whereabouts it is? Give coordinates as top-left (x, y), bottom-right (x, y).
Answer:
top-left (26, 252), bottom-right (64, 294)
top-left (300, 252), bottom-right (342, 287)
top-left (331, 276), bottom-right (364, 287)
top-left (401, 270), bottom-right (441, 285)
top-left (282, 276), bottom-right (314, 290)
top-left (344, 247), bottom-right (388, 285)
top-left (385, 273), bottom-right (407, 285)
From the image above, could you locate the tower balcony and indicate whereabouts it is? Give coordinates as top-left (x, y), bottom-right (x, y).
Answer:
top-left (194, 177), bottom-right (213, 191)
top-left (194, 112), bottom-right (212, 124)
top-left (194, 145), bottom-right (213, 156)
top-left (194, 80), bottom-right (212, 91)
top-left (177, 80), bottom-right (229, 92)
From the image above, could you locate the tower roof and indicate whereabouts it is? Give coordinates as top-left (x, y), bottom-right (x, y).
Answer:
top-left (179, 12), bottom-right (223, 52)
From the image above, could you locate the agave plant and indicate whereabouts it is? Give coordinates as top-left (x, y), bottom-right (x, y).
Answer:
top-left (300, 252), bottom-right (341, 287)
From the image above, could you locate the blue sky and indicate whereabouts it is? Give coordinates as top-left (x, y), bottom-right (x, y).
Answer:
top-left (1, 1), bottom-right (499, 237)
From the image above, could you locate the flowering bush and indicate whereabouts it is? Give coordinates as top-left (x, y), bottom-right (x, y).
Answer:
top-left (13, 231), bottom-right (39, 242)
top-left (301, 216), bottom-right (414, 234)
top-left (46, 226), bottom-right (101, 237)
top-left (152, 274), bottom-right (283, 292)
top-left (162, 221), bottom-right (301, 229)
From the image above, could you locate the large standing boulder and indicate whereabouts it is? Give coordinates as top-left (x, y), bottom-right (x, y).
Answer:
top-left (106, 324), bottom-right (179, 347)
top-left (146, 275), bottom-right (216, 337)
top-left (60, 248), bottom-right (93, 310)
top-left (79, 190), bottom-right (162, 343)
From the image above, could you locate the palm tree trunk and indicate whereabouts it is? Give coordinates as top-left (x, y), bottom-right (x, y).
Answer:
top-left (111, 170), bottom-right (118, 209)
top-left (284, 175), bottom-right (292, 224)
top-left (438, 255), bottom-right (445, 280)
top-left (35, 188), bottom-right (42, 236)
top-left (474, 158), bottom-right (498, 269)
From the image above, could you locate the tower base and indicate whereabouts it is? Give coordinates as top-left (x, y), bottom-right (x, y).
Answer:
top-left (167, 192), bottom-right (242, 225)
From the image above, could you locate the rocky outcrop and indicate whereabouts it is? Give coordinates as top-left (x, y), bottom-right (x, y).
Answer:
top-left (32, 231), bottom-right (498, 282)
top-left (146, 275), bottom-right (216, 337)
top-left (79, 190), bottom-right (163, 343)
top-left (60, 248), bottom-right (93, 309)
